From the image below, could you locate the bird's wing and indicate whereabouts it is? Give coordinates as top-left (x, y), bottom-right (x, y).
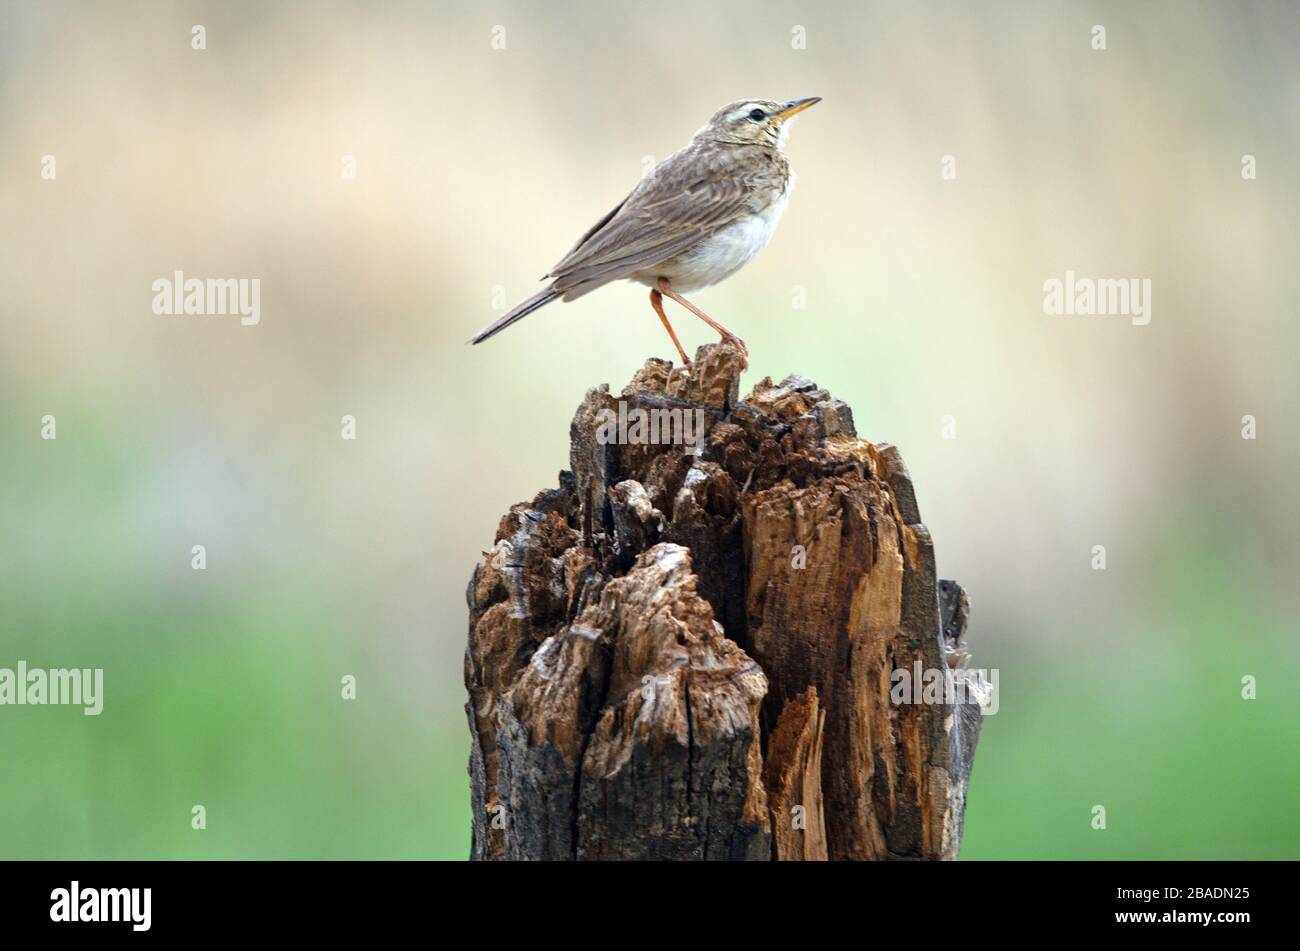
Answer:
top-left (546, 147), bottom-right (755, 295)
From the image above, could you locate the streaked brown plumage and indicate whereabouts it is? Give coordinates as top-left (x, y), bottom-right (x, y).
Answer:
top-left (470, 97), bottom-right (821, 365)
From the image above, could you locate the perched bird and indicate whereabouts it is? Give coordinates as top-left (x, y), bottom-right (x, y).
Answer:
top-left (470, 97), bottom-right (821, 367)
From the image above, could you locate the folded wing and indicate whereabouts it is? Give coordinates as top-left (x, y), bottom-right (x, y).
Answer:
top-left (547, 147), bottom-right (755, 300)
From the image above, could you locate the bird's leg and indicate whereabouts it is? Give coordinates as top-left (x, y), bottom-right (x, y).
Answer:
top-left (655, 277), bottom-right (749, 358)
top-left (650, 288), bottom-right (692, 368)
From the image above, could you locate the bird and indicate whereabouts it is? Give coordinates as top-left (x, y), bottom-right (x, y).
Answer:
top-left (469, 97), bottom-right (821, 368)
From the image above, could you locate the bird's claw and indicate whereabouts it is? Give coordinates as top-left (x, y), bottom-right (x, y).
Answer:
top-left (721, 334), bottom-right (749, 368)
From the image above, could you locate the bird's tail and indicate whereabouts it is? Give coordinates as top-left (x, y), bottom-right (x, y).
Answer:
top-left (468, 288), bottom-right (559, 345)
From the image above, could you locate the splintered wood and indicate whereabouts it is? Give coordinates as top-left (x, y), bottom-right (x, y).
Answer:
top-left (465, 343), bottom-right (981, 860)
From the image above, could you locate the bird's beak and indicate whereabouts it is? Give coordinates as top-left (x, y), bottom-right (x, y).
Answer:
top-left (772, 97), bottom-right (822, 123)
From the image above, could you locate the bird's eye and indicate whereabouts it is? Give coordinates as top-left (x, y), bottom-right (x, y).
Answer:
top-left (748, 108), bottom-right (766, 121)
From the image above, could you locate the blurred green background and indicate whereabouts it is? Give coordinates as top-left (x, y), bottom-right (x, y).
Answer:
top-left (2, 1), bottom-right (1297, 859)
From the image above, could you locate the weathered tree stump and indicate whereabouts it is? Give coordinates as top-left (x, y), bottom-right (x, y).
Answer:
top-left (465, 342), bottom-right (982, 860)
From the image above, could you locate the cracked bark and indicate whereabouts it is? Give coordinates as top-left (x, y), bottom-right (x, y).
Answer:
top-left (465, 342), bottom-right (983, 860)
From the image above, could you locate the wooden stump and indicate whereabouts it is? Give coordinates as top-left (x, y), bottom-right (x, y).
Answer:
top-left (465, 343), bottom-right (982, 860)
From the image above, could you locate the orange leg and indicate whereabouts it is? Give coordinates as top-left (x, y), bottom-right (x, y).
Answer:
top-left (655, 277), bottom-right (749, 357)
top-left (650, 288), bottom-right (692, 367)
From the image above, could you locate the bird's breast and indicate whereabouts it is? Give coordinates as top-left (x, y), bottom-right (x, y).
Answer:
top-left (644, 187), bottom-right (792, 293)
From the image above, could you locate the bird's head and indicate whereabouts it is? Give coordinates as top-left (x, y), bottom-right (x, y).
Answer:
top-left (696, 97), bottom-right (821, 148)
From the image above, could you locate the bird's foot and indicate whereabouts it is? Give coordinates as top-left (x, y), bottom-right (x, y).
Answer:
top-left (721, 333), bottom-right (749, 355)
top-left (720, 333), bottom-right (749, 368)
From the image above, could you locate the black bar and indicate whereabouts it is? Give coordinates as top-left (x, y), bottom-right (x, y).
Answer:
top-left (0, 860), bottom-right (1283, 938)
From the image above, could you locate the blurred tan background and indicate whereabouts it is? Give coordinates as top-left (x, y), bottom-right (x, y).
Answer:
top-left (1, 0), bottom-right (1297, 858)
